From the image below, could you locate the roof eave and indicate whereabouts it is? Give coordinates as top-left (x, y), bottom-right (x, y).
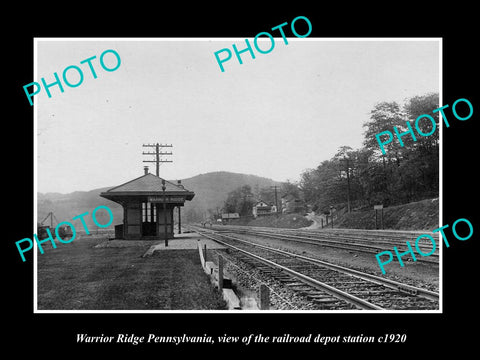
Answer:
top-left (100, 191), bottom-right (195, 200)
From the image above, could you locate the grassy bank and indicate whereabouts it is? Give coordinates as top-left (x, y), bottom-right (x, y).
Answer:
top-left (223, 198), bottom-right (439, 231)
top-left (37, 236), bottom-right (227, 310)
top-left (334, 198), bottom-right (439, 231)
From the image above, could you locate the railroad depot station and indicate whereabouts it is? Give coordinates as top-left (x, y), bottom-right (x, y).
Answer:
top-left (100, 167), bottom-right (195, 240)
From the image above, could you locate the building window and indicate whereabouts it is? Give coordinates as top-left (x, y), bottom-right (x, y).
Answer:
top-left (142, 202), bottom-right (157, 223)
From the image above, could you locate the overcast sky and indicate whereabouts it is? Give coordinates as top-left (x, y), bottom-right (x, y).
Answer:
top-left (36, 38), bottom-right (440, 194)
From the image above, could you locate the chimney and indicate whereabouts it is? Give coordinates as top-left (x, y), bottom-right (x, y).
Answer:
top-left (177, 180), bottom-right (184, 189)
top-left (144, 166), bottom-right (149, 175)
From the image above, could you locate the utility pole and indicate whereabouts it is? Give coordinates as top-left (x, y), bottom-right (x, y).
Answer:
top-left (142, 143), bottom-right (173, 177)
top-left (270, 185), bottom-right (279, 213)
top-left (340, 158), bottom-right (351, 213)
top-left (162, 179), bottom-right (168, 246)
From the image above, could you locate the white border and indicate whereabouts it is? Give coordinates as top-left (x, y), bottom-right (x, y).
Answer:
top-left (33, 37), bottom-right (442, 314)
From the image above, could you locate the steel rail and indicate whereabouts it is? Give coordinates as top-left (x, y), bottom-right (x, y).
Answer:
top-left (260, 228), bottom-right (432, 246)
top-left (192, 225), bottom-right (439, 302)
top-left (214, 224), bottom-right (439, 247)
top-left (226, 227), bottom-right (439, 264)
top-left (292, 229), bottom-right (440, 251)
top-left (193, 228), bottom-right (384, 310)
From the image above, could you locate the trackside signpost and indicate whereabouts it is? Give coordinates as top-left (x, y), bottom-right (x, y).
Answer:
top-left (374, 205), bottom-right (383, 229)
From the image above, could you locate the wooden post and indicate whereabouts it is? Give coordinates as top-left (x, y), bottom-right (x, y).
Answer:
top-left (381, 208), bottom-right (384, 230)
top-left (198, 240), bottom-right (205, 268)
top-left (330, 207), bottom-right (334, 228)
top-left (321, 218), bottom-right (323, 228)
top-left (330, 206), bottom-right (334, 228)
top-left (178, 206), bottom-right (182, 234)
top-left (374, 205), bottom-right (384, 230)
top-left (218, 255), bottom-right (224, 291)
top-left (259, 284), bottom-right (270, 310)
top-left (204, 244), bottom-right (207, 262)
top-left (162, 180), bottom-right (168, 247)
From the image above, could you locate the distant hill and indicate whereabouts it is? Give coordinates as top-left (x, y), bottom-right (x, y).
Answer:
top-left (37, 171), bottom-right (281, 230)
top-left (37, 186), bottom-right (117, 231)
top-left (180, 171), bottom-right (281, 221)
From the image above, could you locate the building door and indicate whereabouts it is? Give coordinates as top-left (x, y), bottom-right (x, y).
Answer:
top-left (141, 202), bottom-right (157, 236)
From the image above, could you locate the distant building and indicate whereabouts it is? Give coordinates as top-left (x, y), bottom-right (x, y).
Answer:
top-left (221, 213), bottom-right (240, 220)
top-left (281, 194), bottom-right (305, 214)
top-left (252, 200), bottom-right (276, 218)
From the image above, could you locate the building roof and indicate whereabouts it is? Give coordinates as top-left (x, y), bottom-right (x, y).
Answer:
top-left (100, 173), bottom-right (195, 201)
top-left (254, 200), bottom-right (272, 207)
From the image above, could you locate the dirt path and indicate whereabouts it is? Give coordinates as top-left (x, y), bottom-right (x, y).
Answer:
top-left (301, 212), bottom-right (325, 229)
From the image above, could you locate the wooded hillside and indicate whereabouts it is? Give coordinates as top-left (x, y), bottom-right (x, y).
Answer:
top-left (300, 93), bottom-right (439, 214)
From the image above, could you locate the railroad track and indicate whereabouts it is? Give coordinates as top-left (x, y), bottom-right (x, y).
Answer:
top-left (190, 225), bottom-right (439, 311)
top-left (207, 224), bottom-right (439, 264)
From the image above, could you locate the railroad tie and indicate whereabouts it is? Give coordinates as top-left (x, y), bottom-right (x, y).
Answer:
top-left (312, 298), bottom-right (342, 304)
top-left (306, 294), bottom-right (341, 304)
top-left (258, 268), bottom-right (282, 275)
top-left (283, 282), bottom-right (307, 287)
top-left (332, 281), bottom-right (377, 288)
top-left (349, 290), bottom-right (392, 296)
top-left (286, 285), bottom-right (316, 293)
top-left (273, 276), bottom-right (296, 282)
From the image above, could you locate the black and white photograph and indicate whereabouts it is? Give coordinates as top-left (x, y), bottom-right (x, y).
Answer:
top-left (6, 6), bottom-right (478, 355)
top-left (34, 38), bottom-right (441, 313)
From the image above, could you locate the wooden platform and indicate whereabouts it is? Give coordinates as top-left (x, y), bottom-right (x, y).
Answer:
top-left (143, 233), bottom-right (226, 256)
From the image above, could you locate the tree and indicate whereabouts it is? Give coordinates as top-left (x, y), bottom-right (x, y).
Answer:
top-left (360, 94), bottom-right (439, 204)
top-left (301, 159), bottom-right (344, 213)
top-left (300, 93), bottom-right (440, 211)
top-left (399, 92), bottom-right (439, 199)
top-left (361, 101), bottom-right (410, 204)
top-left (223, 185), bottom-right (255, 216)
top-left (281, 181), bottom-right (300, 199)
top-left (404, 93), bottom-right (439, 140)
top-left (255, 186), bottom-right (277, 206)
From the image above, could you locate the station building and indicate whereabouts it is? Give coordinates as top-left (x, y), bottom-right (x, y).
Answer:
top-left (100, 168), bottom-right (194, 240)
